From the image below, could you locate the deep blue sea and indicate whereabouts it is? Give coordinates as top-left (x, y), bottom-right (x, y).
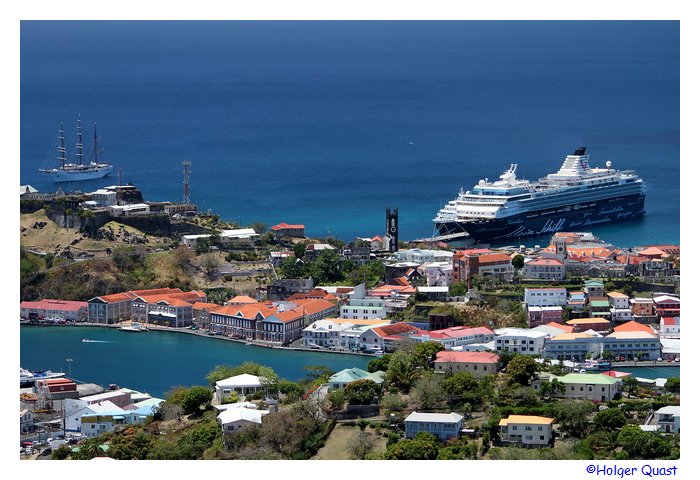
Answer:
top-left (20, 21), bottom-right (679, 246)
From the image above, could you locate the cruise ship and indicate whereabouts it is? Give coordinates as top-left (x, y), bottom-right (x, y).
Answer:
top-left (39, 116), bottom-right (113, 182)
top-left (433, 147), bottom-right (646, 243)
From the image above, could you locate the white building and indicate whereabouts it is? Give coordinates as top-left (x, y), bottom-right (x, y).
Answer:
top-left (411, 326), bottom-right (495, 350)
top-left (302, 319), bottom-right (353, 348)
top-left (339, 297), bottom-right (387, 320)
top-left (89, 189), bottom-right (117, 207)
top-left (215, 374), bottom-right (265, 402)
top-left (109, 203), bottom-right (150, 217)
top-left (404, 412), bottom-right (464, 440)
top-left (392, 248), bottom-right (454, 264)
top-left (499, 415), bottom-right (554, 447)
top-left (423, 262), bottom-right (453, 287)
top-left (607, 292), bottom-right (630, 309)
top-left (610, 307), bottom-right (633, 323)
top-left (219, 228), bottom-right (260, 247)
top-left (65, 400), bottom-right (124, 432)
top-left (542, 332), bottom-right (602, 361)
top-left (524, 288), bottom-right (567, 307)
top-left (217, 408), bottom-right (269, 433)
top-left (20, 409), bottom-right (34, 433)
top-left (270, 250), bottom-right (294, 267)
top-left (660, 317), bottom-right (680, 337)
top-left (654, 406), bottom-right (680, 434)
top-left (494, 328), bottom-right (549, 355)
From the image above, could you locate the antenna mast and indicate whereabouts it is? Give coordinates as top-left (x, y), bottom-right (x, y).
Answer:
top-left (117, 167), bottom-right (123, 187)
top-left (182, 159), bottom-right (191, 204)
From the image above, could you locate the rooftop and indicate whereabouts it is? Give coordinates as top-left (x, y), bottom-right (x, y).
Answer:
top-left (405, 412), bottom-right (464, 423)
top-left (498, 415), bottom-right (554, 426)
top-left (555, 373), bottom-right (621, 385)
top-left (435, 351), bottom-right (499, 364)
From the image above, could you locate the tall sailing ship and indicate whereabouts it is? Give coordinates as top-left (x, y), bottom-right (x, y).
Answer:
top-left (432, 147), bottom-right (646, 243)
top-left (39, 115), bottom-right (113, 182)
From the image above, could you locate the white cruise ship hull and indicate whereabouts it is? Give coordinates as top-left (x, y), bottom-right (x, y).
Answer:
top-left (42, 164), bottom-right (113, 182)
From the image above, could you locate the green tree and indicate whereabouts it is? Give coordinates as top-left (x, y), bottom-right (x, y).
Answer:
top-left (380, 392), bottom-right (407, 412)
top-left (511, 254), bottom-right (525, 269)
top-left (303, 365), bottom-right (335, 384)
top-left (367, 354), bottom-right (392, 373)
top-left (594, 408), bottom-right (626, 432)
top-left (327, 388), bottom-right (346, 410)
top-left (179, 386), bottom-right (213, 415)
top-left (293, 242), bottom-right (307, 259)
top-left (443, 371), bottom-right (478, 401)
top-left (384, 432), bottom-right (439, 460)
top-left (345, 379), bottom-right (382, 405)
top-left (617, 425), bottom-right (673, 459)
top-left (411, 341), bottom-right (445, 369)
top-left (108, 429), bottom-right (155, 460)
top-left (622, 376), bottom-right (639, 398)
top-left (308, 249), bottom-right (343, 284)
top-left (449, 282), bottom-right (468, 297)
top-left (554, 400), bottom-right (596, 438)
top-left (539, 378), bottom-right (566, 400)
top-left (664, 378), bottom-right (680, 394)
top-left (385, 350), bottom-right (422, 393)
top-left (279, 256), bottom-right (306, 279)
top-left (410, 374), bottom-right (446, 409)
top-left (278, 381), bottom-right (304, 403)
top-left (505, 354), bottom-right (539, 386)
top-left (347, 431), bottom-right (376, 460)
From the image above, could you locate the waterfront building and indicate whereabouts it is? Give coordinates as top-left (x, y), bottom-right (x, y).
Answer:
top-left (404, 412), bottom-right (464, 441)
top-left (258, 308), bottom-right (306, 343)
top-left (391, 248), bottom-right (454, 264)
top-left (20, 299), bottom-right (88, 322)
top-left (542, 332), bottom-right (602, 361)
top-left (292, 298), bottom-right (337, 323)
top-left (131, 296), bottom-right (194, 327)
top-left (411, 326), bottom-right (495, 350)
top-left (270, 222), bottom-right (305, 238)
top-left (499, 415), bottom-right (554, 448)
top-left (88, 188), bottom-right (117, 207)
top-left (302, 319), bottom-right (353, 348)
top-left (494, 328), bottom-right (549, 355)
top-left (433, 351), bottom-right (499, 377)
top-left (602, 331), bottom-right (661, 361)
top-left (334, 320), bottom-right (391, 350)
top-left (215, 374), bottom-right (264, 402)
top-left (660, 338), bottom-right (680, 361)
top-left (527, 306), bottom-right (563, 328)
top-left (523, 258), bottom-right (565, 281)
top-left (192, 302), bottom-right (222, 331)
top-left (88, 287), bottom-right (190, 324)
top-left (612, 320), bottom-right (655, 335)
top-left (210, 303), bottom-right (277, 339)
top-left (327, 367), bottom-right (385, 390)
top-left (359, 322), bottom-right (421, 352)
top-left (524, 287), bottom-right (567, 307)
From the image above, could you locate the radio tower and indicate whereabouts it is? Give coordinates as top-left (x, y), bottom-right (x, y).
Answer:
top-left (117, 167), bottom-right (123, 187)
top-left (182, 159), bottom-right (191, 204)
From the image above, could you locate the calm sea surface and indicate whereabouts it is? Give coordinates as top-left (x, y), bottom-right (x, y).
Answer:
top-left (20, 21), bottom-right (679, 246)
top-left (20, 326), bottom-right (371, 398)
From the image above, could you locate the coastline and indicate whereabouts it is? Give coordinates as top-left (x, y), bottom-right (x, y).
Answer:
top-left (20, 322), bottom-right (375, 358)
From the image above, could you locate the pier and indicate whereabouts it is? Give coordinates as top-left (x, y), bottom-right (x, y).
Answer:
top-left (411, 232), bottom-right (471, 243)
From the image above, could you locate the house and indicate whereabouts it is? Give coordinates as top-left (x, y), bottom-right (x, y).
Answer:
top-left (451, 249), bottom-right (494, 286)
top-left (89, 188), bottom-right (117, 207)
top-left (588, 298), bottom-right (612, 320)
top-left (607, 291), bottom-right (630, 309)
top-left (551, 373), bottom-right (621, 402)
top-left (270, 222), bottom-right (305, 238)
top-left (411, 326), bottom-right (495, 350)
top-left (523, 258), bottom-right (565, 281)
top-left (567, 291), bottom-right (587, 311)
top-left (654, 406), bottom-right (680, 434)
top-left (304, 243), bottom-right (336, 262)
top-left (494, 328), bottom-right (549, 355)
top-left (270, 250), bottom-right (295, 267)
top-left (339, 296), bottom-right (387, 320)
top-left (629, 298), bottom-right (655, 321)
top-left (109, 203), bottom-right (150, 217)
top-left (327, 368), bottom-right (385, 390)
top-left (527, 306), bottom-right (563, 328)
top-left (210, 303), bottom-right (278, 338)
top-left (65, 400), bottom-right (124, 432)
top-left (524, 288), bottom-right (567, 307)
top-left (81, 406), bottom-right (156, 438)
top-left (226, 295), bottom-right (258, 306)
top-left (367, 284), bottom-right (416, 299)
top-left (583, 280), bottom-right (605, 299)
top-left (660, 317), bottom-right (680, 337)
top-left (612, 320), bottom-right (655, 335)
top-left (359, 322), bottom-right (421, 352)
top-left (653, 295), bottom-right (680, 318)
top-left (336, 321), bottom-right (392, 350)
top-left (392, 249), bottom-right (454, 264)
top-left (81, 390), bottom-right (133, 409)
top-left (20, 299), bottom-right (88, 322)
top-left (218, 228), bottom-right (260, 247)
top-left (342, 242), bottom-right (371, 265)
top-left (218, 408), bottom-right (269, 433)
top-left (499, 415), bottom-right (554, 448)
top-left (565, 317), bottom-right (610, 333)
top-left (258, 308), bottom-right (306, 344)
top-left (404, 412), bottom-right (464, 440)
top-left (302, 319), bottom-right (353, 348)
top-left (20, 409), bottom-right (34, 433)
top-left (416, 286), bottom-right (449, 302)
top-left (215, 374), bottom-right (265, 402)
top-left (424, 262), bottom-right (453, 287)
top-left (267, 278), bottom-right (314, 301)
top-left (433, 351), bottom-right (499, 377)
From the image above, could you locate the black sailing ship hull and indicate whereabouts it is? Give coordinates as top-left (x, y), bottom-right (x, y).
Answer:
top-left (434, 193), bottom-right (645, 243)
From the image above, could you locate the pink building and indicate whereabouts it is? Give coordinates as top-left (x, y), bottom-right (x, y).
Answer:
top-left (20, 299), bottom-right (88, 322)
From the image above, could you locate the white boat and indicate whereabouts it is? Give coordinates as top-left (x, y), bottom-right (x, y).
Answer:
top-left (39, 115), bottom-right (113, 182)
top-left (20, 367), bottom-right (66, 386)
top-left (119, 322), bottom-right (148, 332)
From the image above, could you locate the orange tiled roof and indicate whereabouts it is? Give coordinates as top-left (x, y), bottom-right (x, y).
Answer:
top-left (292, 298), bottom-right (336, 316)
top-left (371, 322), bottom-right (420, 338)
top-left (271, 222), bottom-right (305, 230)
top-left (192, 302), bottom-right (221, 311)
top-left (477, 253), bottom-right (512, 264)
top-left (435, 351), bottom-right (499, 364)
top-left (227, 295), bottom-right (258, 305)
top-left (97, 292), bottom-right (133, 303)
top-left (613, 321), bottom-right (655, 334)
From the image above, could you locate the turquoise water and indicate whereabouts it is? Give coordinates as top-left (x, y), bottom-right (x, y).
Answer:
top-left (20, 326), bottom-right (370, 397)
top-left (618, 366), bottom-right (679, 379)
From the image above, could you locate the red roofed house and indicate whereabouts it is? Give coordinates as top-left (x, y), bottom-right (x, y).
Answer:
top-left (290, 298), bottom-right (338, 323)
top-left (130, 290), bottom-right (208, 327)
top-left (227, 295), bottom-right (258, 306)
top-left (434, 351), bottom-right (500, 377)
top-left (20, 299), bottom-right (88, 322)
top-left (547, 321), bottom-right (574, 333)
top-left (367, 284), bottom-right (416, 299)
top-left (270, 223), bottom-right (305, 238)
top-left (359, 323), bottom-right (421, 352)
top-left (613, 320), bottom-right (655, 335)
top-left (452, 249), bottom-right (493, 287)
top-left (410, 326), bottom-right (496, 349)
top-left (653, 295), bottom-right (680, 318)
top-left (88, 288), bottom-right (192, 324)
top-left (660, 317), bottom-right (680, 337)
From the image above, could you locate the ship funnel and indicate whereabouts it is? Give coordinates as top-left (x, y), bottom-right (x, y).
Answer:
top-left (574, 146), bottom-right (587, 155)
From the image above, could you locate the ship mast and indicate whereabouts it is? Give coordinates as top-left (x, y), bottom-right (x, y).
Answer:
top-left (75, 114), bottom-right (83, 165)
top-left (57, 123), bottom-right (66, 168)
top-left (93, 122), bottom-right (98, 165)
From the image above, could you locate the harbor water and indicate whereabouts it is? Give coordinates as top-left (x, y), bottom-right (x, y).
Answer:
top-left (20, 326), bottom-right (371, 398)
top-left (20, 21), bottom-right (679, 246)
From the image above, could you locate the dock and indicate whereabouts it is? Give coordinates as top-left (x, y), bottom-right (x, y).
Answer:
top-left (411, 232), bottom-right (470, 243)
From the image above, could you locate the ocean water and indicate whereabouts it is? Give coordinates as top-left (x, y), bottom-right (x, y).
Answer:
top-left (20, 326), bottom-right (371, 397)
top-left (20, 21), bottom-right (679, 246)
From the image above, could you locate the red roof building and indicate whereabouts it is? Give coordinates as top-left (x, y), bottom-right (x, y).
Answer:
top-left (270, 223), bottom-right (306, 238)
top-left (434, 351), bottom-right (500, 377)
top-left (20, 299), bottom-right (88, 321)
